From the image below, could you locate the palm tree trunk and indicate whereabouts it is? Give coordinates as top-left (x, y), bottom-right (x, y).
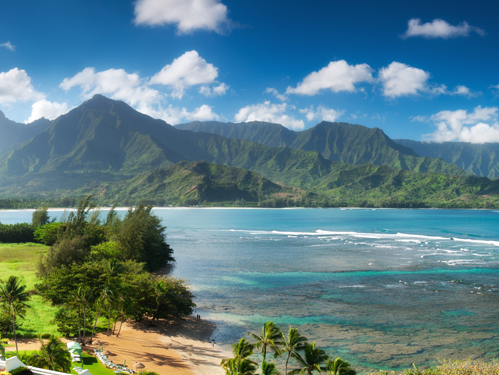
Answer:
top-left (285, 352), bottom-right (291, 375)
top-left (82, 304), bottom-right (87, 345)
top-left (90, 303), bottom-right (103, 343)
top-left (77, 308), bottom-right (82, 344)
top-left (262, 344), bottom-right (267, 362)
top-left (117, 317), bottom-right (124, 337)
top-left (107, 304), bottom-right (111, 335)
top-left (13, 315), bottom-right (18, 355)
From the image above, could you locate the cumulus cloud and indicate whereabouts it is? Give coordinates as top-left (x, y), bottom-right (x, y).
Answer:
top-left (378, 62), bottom-right (454, 98)
top-left (60, 67), bottom-right (161, 107)
top-left (299, 105), bottom-right (344, 122)
top-left (138, 103), bottom-right (220, 124)
top-left (425, 106), bottom-right (499, 143)
top-left (235, 101), bottom-right (304, 130)
top-left (0, 68), bottom-right (44, 104)
top-left (0, 41), bottom-right (15, 51)
top-left (199, 82), bottom-right (229, 97)
top-left (453, 85), bottom-right (480, 98)
top-left (134, 0), bottom-right (230, 34)
top-left (286, 60), bottom-right (374, 96)
top-left (149, 50), bottom-right (218, 98)
top-left (265, 87), bottom-right (287, 101)
top-left (26, 100), bottom-right (70, 123)
top-left (379, 62), bottom-right (432, 98)
top-left (402, 18), bottom-right (485, 39)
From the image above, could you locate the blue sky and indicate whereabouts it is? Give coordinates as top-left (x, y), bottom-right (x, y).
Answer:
top-left (1, 0), bottom-right (498, 141)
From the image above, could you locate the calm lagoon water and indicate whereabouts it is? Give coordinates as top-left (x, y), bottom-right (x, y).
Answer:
top-left (2, 208), bottom-right (499, 372)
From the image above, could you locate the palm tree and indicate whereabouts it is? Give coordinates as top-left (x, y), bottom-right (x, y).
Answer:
top-left (30, 335), bottom-right (71, 373)
top-left (222, 357), bottom-right (258, 375)
top-left (89, 283), bottom-right (114, 343)
top-left (262, 360), bottom-right (280, 375)
top-left (0, 276), bottom-right (31, 355)
top-left (220, 338), bottom-right (256, 369)
top-left (281, 327), bottom-right (307, 375)
top-left (70, 287), bottom-right (92, 344)
top-left (248, 321), bottom-right (282, 362)
top-left (0, 338), bottom-right (5, 360)
top-left (288, 342), bottom-right (328, 375)
top-left (325, 357), bottom-right (355, 375)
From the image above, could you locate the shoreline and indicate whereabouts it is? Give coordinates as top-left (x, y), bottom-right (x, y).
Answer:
top-left (6, 316), bottom-right (230, 375)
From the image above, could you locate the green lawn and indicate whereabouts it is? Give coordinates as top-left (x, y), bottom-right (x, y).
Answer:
top-left (6, 350), bottom-right (117, 375)
top-left (0, 243), bottom-right (60, 337)
top-left (70, 353), bottom-right (117, 375)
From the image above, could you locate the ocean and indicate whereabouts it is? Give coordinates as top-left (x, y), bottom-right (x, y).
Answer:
top-left (2, 207), bottom-right (499, 372)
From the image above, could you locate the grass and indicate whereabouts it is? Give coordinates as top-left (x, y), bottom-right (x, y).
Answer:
top-left (0, 243), bottom-right (59, 337)
top-left (6, 350), bottom-right (116, 375)
top-left (70, 353), bottom-right (117, 375)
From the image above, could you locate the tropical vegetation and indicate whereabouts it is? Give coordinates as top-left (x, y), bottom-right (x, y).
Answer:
top-left (221, 321), bottom-right (355, 375)
top-left (0, 197), bottom-right (195, 344)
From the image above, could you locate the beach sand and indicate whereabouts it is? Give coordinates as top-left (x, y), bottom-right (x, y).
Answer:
top-left (6, 316), bottom-right (229, 375)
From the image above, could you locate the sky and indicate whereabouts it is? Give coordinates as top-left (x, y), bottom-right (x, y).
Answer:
top-left (1, 0), bottom-right (499, 142)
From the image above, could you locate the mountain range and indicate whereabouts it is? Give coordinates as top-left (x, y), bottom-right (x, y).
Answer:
top-left (0, 111), bottom-right (51, 156)
top-left (1, 94), bottom-right (499, 208)
top-left (176, 121), bottom-right (464, 175)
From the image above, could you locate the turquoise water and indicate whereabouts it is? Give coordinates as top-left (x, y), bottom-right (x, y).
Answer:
top-left (2, 208), bottom-right (499, 372)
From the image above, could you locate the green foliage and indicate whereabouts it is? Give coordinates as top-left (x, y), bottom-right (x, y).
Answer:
top-left (0, 224), bottom-right (35, 244)
top-left (54, 308), bottom-right (81, 338)
top-left (9, 367), bottom-right (30, 375)
top-left (117, 203), bottom-right (174, 271)
top-left (34, 222), bottom-right (65, 246)
top-left (89, 241), bottom-right (122, 261)
top-left (30, 335), bottom-right (71, 373)
top-left (32, 207), bottom-right (53, 228)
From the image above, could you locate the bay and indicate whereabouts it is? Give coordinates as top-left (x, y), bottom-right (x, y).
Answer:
top-left (2, 208), bottom-right (499, 372)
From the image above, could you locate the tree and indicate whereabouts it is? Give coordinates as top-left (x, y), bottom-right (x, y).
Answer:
top-left (248, 321), bottom-right (282, 362)
top-left (117, 203), bottom-right (174, 270)
top-left (325, 357), bottom-right (356, 375)
top-left (289, 342), bottom-right (328, 375)
top-left (222, 357), bottom-right (258, 375)
top-left (32, 206), bottom-right (53, 228)
top-left (30, 335), bottom-right (71, 373)
top-left (281, 327), bottom-right (307, 375)
top-left (0, 276), bottom-right (31, 355)
top-left (70, 286), bottom-right (93, 344)
top-left (0, 336), bottom-right (5, 360)
top-left (262, 360), bottom-right (280, 375)
top-left (221, 338), bottom-right (256, 369)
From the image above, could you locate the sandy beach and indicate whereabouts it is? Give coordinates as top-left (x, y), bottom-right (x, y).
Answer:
top-left (6, 316), bottom-right (230, 375)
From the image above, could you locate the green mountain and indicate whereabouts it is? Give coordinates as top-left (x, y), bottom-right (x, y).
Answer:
top-left (2, 95), bottom-right (498, 209)
top-left (75, 160), bottom-right (303, 205)
top-left (0, 111), bottom-right (51, 155)
top-left (395, 139), bottom-right (499, 179)
top-left (177, 121), bottom-right (465, 175)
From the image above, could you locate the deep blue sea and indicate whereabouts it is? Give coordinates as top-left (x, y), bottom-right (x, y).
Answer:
top-left (2, 208), bottom-right (499, 372)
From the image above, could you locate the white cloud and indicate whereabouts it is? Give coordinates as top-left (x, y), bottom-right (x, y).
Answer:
top-left (425, 106), bottom-right (499, 143)
top-left (402, 18), bottom-right (485, 39)
top-left (134, 0), bottom-right (230, 34)
top-left (26, 100), bottom-right (70, 123)
top-left (60, 67), bottom-right (161, 107)
top-left (411, 115), bottom-right (429, 122)
top-left (199, 82), bottom-right (229, 97)
top-left (379, 61), bottom-right (450, 98)
top-left (299, 105), bottom-right (344, 122)
top-left (265, 87), bottom-right (287, 101)
top-left (0, 41), bottom-right (15, 51)
top-left (149, 50), bottom-right (218, 98)
top-left (138, 103), bottom-right (220, 124)
top-left (235, 101), bottom-right (304, 130)
top-left (0, 68), bottom-right (44, 104)
top-left (286, 60), bottom-right (374, 96)
top-left (453, 85), bottom-right (480, 98)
